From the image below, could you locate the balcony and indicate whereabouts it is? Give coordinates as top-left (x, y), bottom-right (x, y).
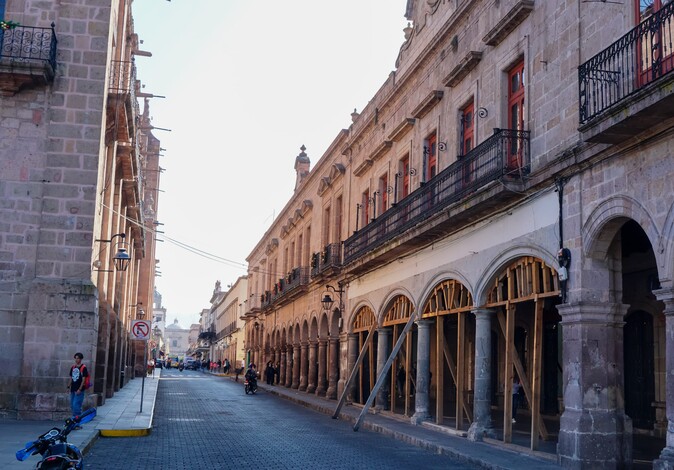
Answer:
top-left (343, 129), bottom-right (530, 273)
top-left (244, 294), bottom-right (261, 317)
top-left (107, 60), bottom-right (139, 144)
top-left (272, 267), bottom-right (310, 306)
top-left (310, 243), bottom-right (342, 280)
top-left (579, 2), bottom-right (674, 143)
top-left (0, 23), bottom-right (57, 96)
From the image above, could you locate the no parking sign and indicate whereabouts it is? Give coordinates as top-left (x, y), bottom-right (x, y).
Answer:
top-left (131, 320), bottom-right (151, 341)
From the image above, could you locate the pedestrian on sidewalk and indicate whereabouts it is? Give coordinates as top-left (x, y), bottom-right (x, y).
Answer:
top-left (512, 376), bottom-right (523, 423)
top-left (274, 362), bottom-right (280, 384)
top-left (265, 361), bottom-right (275, 385)
top-left (67, 352), bottom-right (89, 424)
top-left (224, 358), bottom-right (230, 375)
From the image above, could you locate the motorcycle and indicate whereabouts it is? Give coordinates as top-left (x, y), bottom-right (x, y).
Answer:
top-left (178, 363), bottom-right (184, 372)
top-left (16, 407), bottom-right (96, 469)
top-left (244, 377), bottom-right (257, 394)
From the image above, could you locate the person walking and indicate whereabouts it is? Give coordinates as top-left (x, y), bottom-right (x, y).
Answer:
top-left (67, 352), bottom-right (89, 424)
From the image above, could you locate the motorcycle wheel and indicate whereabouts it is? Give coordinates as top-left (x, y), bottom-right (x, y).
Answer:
top-left (245, 385), bottom-right (249, 395)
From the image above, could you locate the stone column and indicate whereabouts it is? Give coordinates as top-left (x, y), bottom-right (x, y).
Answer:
top-left (557, 302), bottom-right (632, 468)
top-left (654, 290), bottom-right (674, 469)
top-left (292, 343), bottom-right (301, 389)
top-left (412, 319), bottom-right (432, 424)
top-left (468, 308), bottom-right (495, 441)
top-left (299, 342), bottom-right (309, 391)
top-left (307, 341), bottom-right (318, 394)
top-left (315, 339), bottom-right (328, 396)
top-left (346, 333), bottom-right (359, 402)
top-left (375, 328), bottom-right (391, 412)
top-left (285, 347), bottom-right (293, 387)
top-left (326, 336), bottom-right (340, 399)
top-left (279, 347), bottom-right (287, 386)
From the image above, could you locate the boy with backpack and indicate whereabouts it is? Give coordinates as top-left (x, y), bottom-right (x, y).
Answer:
top-left (67, 352), bottom-right (90, 423)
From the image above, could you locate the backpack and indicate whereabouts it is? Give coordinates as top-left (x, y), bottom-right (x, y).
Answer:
top-left (72, 364), bottom-right (92, 390)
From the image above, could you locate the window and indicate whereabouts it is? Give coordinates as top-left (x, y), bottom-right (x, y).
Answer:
top-left (323, 206), bottom-right (331, 245)
top-left (460, 102), bottom-right (474, 156)
top-left (297, 235), bottom-right (303, 267)
top-left (334, 196), bottom-right (343, 241)
top-left (378, 173), bottom-right (389, 215)
top-left (507, 61), bottom-right (525, 169)
top-left (635, 0), bottom-right (674, 84)
top-left (398, 155), bottom-right (411, 202)
top-left (304, 226), bottom-right (311, 266)
top-left (361, 190), bottom-right (370, 227)
top-left (423, 133), bottom-right (437, 182)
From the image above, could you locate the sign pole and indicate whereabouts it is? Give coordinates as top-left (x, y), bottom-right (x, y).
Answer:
top-left (140, 340), bottom-right (146, 413)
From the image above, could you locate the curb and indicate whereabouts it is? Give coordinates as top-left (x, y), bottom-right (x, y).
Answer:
top-left (99, 428), bottom-right (152, 437)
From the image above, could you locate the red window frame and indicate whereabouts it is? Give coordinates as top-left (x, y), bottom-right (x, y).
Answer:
top-left (507, 61), bottom-right (525, 169)
top-left (401, 156), bottom-right (410, 199)
top-left (635, 0), bottom-right (674, 86)
top-left (424, 133), bottom-right (437, 181)
top-left (461, 102), bottom-right (474, 156)
top-left (379, 174), bottom-right (388, 213)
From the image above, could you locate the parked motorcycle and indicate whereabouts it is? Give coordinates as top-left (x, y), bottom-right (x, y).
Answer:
top-left (16, 407), bottom-right (96, 469)
top-left (178, 363), bottom-right (184, 372)
top-left (244, 377), bottom-right (258, 394)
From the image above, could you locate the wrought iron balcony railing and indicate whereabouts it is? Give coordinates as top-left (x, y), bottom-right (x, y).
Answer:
top-left (0, 23), bottom-right (57, 74)
top-left (343, 128), bottom-right (530, 265)
top-left (272, 267), bottom-right (309, 302)
top-left (579, 2), bottom-right (674, 124)
top-left (319, 243), bottom-right (342, 273)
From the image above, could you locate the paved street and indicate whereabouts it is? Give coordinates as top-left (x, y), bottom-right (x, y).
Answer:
top-left (85, 369), bottom-right (480, 469)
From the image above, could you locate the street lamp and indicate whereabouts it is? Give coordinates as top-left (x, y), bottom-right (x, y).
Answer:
top-left (321, 284), bottom-right (345, 314)
top-left (94, 233), bottom-right (131, 272)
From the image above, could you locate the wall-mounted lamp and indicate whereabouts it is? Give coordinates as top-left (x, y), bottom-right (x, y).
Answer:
top-left (321, 284), bottom-right (345, 314)
top-left (95, 233), bottom-right (131, 272)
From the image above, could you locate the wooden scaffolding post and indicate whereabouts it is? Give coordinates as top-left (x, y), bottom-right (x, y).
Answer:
top-left (531, 298), bottom-right (544, 450)
top-left (353, 312), bottom-right (417, 431)
top-left (436, 315), bottom-right (444, 424)
top-left (332, 323), bottom-right (377, 419)
top-left (503, 303), bottom-right (515, 443)
top-left (456, 311), bottom-right (465, 430)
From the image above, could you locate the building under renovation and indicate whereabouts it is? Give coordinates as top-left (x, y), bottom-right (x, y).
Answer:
top-left (0, 0), bottom-right (161, 418)
top-left (243, 0), bottom-right (674, 468)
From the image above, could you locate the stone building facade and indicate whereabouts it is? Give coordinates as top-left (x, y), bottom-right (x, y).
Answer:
top-left (243, 0), bottom-right (674, 467)
top-left (0, 0), bottom-right (160, 418)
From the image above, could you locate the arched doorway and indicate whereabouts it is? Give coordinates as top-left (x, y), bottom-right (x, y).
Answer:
top-left (382, 296), bottom-right (415, 416)
top-left (484, 256), bottom-right (561, 450)
top-left (351, 306), bottom-right (376, 404)
top-left (618, 219), bottom-right (665, 463)
top-left (420, 279), bottom-right (474, 429)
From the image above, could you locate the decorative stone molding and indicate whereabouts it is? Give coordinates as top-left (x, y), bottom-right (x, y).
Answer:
top-left (353, 158), bottom-right (373, 177)
top-left (411, 90), bottom-right (444, 119)
top-left (368, 140), bottom-right (392, 163)
top-left (387, 117), bottom-right (416, 142)
top-left (443, 51), bottom-right (483, 87)
top-left (482, 0), bottom-right (535, 47)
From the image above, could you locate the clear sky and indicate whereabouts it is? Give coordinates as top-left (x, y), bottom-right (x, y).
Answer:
top-left (132, 0), bottom-right (409, 329)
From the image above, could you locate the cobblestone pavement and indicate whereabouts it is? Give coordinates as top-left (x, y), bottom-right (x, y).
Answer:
top-left (85, 369), bottom-right (480, 469)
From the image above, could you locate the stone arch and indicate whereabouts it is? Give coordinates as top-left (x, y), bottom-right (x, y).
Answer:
top-left (310, 316), bottom-right (319, 341)
top-left (419, 270), bottom-right (474, 311)
top-left (318, 311), bottom-right (329, 337)
top-left (378, 288), bottom-right (416, 326)
top-left (474, 243), bottom-right (559, 306)
top-left (582, 195), bottom-right (660, 261)
top-left (347, 300), bottom-right (377, 333)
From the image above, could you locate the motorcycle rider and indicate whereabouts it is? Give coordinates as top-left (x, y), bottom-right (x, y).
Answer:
top-left (244, 363), bottom-right (258, 389)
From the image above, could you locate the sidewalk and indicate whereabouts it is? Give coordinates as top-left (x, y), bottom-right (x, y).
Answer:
top-left (0, 370), bottom-right (160, 469)
top-left (230, 374), bottom-right (561, 470)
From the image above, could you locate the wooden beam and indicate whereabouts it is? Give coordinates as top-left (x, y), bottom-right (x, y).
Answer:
top-left (457, 311), bottom-right (465, 430)
top-left (354, 312), bottom-right (417, 431)
top-left (333, 322), bottom-right (376, 418)
top-left (531, 299), bottom-right (544, 449)
top-left (436, 315), bottom-right (444, 424)
top-left (496, 310), bottom-right (549, 440)
top-left (503, 303), bottom-right (515, 443)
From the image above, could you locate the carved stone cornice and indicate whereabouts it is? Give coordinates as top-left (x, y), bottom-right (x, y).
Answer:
top-left (483, 0), bottom-right (535, 47)
top-left (443, 51), bottom-right (483, 88)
